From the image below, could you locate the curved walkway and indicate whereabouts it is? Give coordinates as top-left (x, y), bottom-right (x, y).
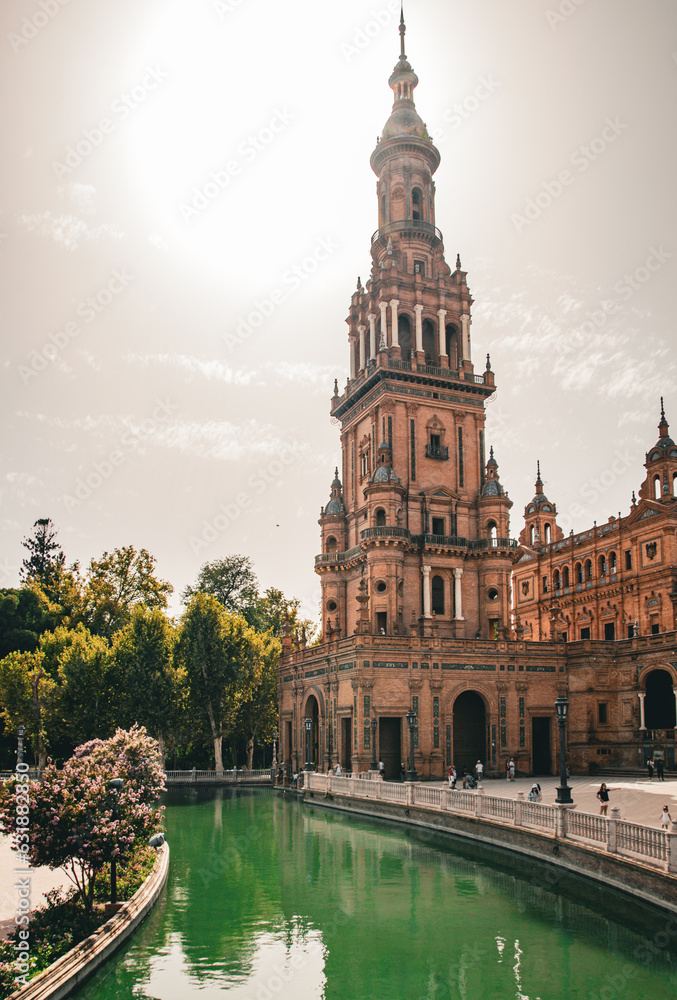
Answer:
top-left (430, 774), bottom-right (677, 827)
top-left (0, 837), bottom-right (72, 938)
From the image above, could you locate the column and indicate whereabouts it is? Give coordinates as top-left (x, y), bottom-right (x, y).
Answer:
top-left (437, 308), bottom-right (447, 361)
top-left (390, 299), bottom-right (399, 347)
top-left (422, 565), bottom-right (432, 618)
top-left (461, 314), bottom-right (470, 362)
top-left (638, 691), bottom-right (646, 730)
top-left (358, 325), bottom-right (366, 372)
top-left (454, 568), bottom-right (464, 620)
top-left (349, 336), bottom-right (356, 379)
top-left (379, 300), bottom-right (388, 347)
top-left (414, 304), bottom-right (424, 356)
top-left (368, 313), bottom-right (377, 360)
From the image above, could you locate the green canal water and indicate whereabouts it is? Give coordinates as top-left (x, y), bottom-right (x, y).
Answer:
top-left (71, 788), bottom-right (677, 1000)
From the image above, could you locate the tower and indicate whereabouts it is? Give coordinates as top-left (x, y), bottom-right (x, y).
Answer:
top-left (638, 399), bottom-right (677, 503)
top-left (317, 12), bottom-right (516, 642)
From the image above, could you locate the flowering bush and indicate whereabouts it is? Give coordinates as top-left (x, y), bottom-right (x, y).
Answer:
top-left (0, 725), bottom-right (165, 914)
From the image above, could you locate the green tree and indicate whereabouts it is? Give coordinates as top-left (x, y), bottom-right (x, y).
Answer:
top-left (51, 626), bottom-right (113, 745)
top-left (110, 606), bottom-right (182, 761)
top-left (254, 586), bottom-right (319, 642)
top-left (0, 587), bottom-right (59, 659)
top-left (20, 518), bottom-right (64, 587)
top-left (0, 650), bottom-right (57, 768)
top-left (0, 726), bottom-right (165, 914)
top-left (176, 594), bottom-right (264, 771)
top-left (82, 546), bottom-right (173, 638)
top-left (182, 555), bottom-right (260, 625)
top-left (231, 633), bottom-right (280, 769)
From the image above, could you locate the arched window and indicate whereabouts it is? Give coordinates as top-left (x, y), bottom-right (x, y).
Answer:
top-left (432, 575), bottom-right (445, 615)
top-left (375, 508), bottom-right (386, 527)
top-left (325, 536), bottom-right (337, 553)
top-left (585, 559), bottom-right (592, 580)
top-left (575, 562), bottom-right (583, 584)
top-left (562, 566), bottom-right (570, 589)
top-left (380, 193), bottom-right (387, 225)
top-left (398, 314), bottom-right (412, 361)
top-left (553, 569), bottom-right (561, 590)
top-left (544, 523), bottom-right (552, 544)
top-left (599, 554), bottom-right (607, 577)
top-left (529, 525), bottom-right (535, 545)
top-left (445, 324), bottom-right (460, 368)
top-left (422, 318), bottom-right (436, 363)
top-left (654, 475), bottom-right (662, 499)
top-left (609, 551), bottom-right (617, 573)
top-left (412, 187), bottom-right (423, 221)
top-left (487, 520), bottom-right (498, 542)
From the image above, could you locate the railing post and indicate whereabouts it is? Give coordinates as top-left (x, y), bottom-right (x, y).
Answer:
top-left (554, 804), bottom-right (570, 839)
top-left (668, 821), bottom-right (677, 873)
top-left (351, 772), bottom-right (358, 800)
top-left (476, 786), bottom-right (485, 818)
top-left (607, 805), bottom-right (620, 853)
top-left (405, 782), bottom-right (414, 807)
top-left (515, 791), bottom-right (524, 827)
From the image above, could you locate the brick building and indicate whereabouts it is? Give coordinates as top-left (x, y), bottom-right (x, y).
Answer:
top-left (277, 15), bottom-right (677, 780)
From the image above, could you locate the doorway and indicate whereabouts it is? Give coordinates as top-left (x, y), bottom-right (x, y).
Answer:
top-left (379, 717), bottom-right (402, 780)
top-left (532, 717), bottom-right (552, 774)
top-left (341, 717), bottom-right (352, 772)
top-left (645, 670), bottom-right (676, 728)
top-left (453, 692), bottom-right (486, 775)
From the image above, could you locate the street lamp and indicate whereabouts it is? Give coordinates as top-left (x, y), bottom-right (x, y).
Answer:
top-left (370, 718), bottom-right (377, 770)
top-left (16, 724), bottom-right (25, 769)
top-left (406, 709), bottom-right (418, 782)
top-left (272, 729), bottom-right (278, 768)
top-left (554, 696), bottom-right (572, 805)
top-left (108, 777), bottom-right (125, 906)
top-left (304, 717), bottom-right (312, 771)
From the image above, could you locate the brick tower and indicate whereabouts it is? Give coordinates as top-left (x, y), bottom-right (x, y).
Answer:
top-left (317, 10), bottom-right (515, 644)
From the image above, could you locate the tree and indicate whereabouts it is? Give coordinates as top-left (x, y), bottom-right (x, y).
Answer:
top-left (110, 607), bottom-right (182, 760)
top-left (82, 546), bottom-right (173, 638)
top-left (176, 594), bottom-right (264, 771)
top-left (0, 650), bottom-right (57, 768)
top-left (253, 586), bottom-right (319, 643)
top-left (20, 518), bottom-right (64, 587)
top-left (0, 587), bottom-right (59, 659)
top-left (49, 625), bottom-right (113, 745)
top-left (0, 726), bottom-right (165, 913)
top-left (231, 633), bottom-right (280, 769)
top-left (182, 555), bottom-right (260, 625)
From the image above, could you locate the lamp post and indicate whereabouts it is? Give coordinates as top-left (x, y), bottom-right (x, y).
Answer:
top-left (304, 717), bottom-right (312, 771)
top-left (370, 718), bottom-right (378, 770)
top-left (272, 729), bottom-right (278, 768)
top-left (108, 777), bottom-right (125, 905)
top-left (16, 724), bottom-right (25, 769)
top-left (406, 709), bottom-right (418, 782)
top-left (555, 696), bottom-right (572, 805)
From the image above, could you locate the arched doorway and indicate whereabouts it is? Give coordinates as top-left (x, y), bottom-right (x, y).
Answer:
top-left (452, 692), bottom-right (486, 775)
top-left (645, 670), bottom-right (676, 729)
top-left (303, 695), bottom-right (320, 770)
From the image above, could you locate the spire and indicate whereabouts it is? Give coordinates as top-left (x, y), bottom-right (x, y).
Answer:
top-left (659, 396), bottom-right (669, 438)
top-left (535, 460), bottom-right (543, 493)
top-left (399, 2), bottom-right (406, 59)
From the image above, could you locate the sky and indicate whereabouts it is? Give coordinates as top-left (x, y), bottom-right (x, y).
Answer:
top-left (1, 0), bottom-right (676, 623)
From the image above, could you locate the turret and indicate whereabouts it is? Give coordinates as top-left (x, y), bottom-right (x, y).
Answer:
top-left (638, 398), bottom-right (677, 502)
top-left (519, 462), bottom-right (564, 548)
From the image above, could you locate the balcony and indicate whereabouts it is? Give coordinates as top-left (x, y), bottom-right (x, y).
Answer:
top-left (425, 443), bottom-right (449, 460)
top-left (371, 219), bottom-right (443, 247)
top-left (360, 526), bottom-right (411, 542)
top-left (468, 537), bottom-right (519, 552)
top-left (420, 534), bottom-right (468, 549)
top-left (315, 544), bottom-right (363, 566)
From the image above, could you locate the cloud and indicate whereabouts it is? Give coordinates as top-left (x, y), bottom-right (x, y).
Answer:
top-left (125, 353), bottom-right (336, 391)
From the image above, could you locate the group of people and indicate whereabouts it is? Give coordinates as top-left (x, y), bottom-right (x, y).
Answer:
top-left (646, 756), bottom-right (666, 781)
top-left (447, 760), bottom-right (484, 789)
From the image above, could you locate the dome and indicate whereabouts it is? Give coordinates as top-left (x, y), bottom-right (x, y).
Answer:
top-left (373, 465), bottom-right (391, 483)
top-left (325, 497), bottom-right (344, 515)
top-left (482, 481), bottom-right (500, 497)
top-left (381, 101), bottom-right (430, 142)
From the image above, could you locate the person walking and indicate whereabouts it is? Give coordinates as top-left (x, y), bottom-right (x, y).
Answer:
top-left (475, 760), bottom-right (484, 781)
top-left (596, 782), bottom-right (619, 815)
top-left (647, 757), bottom-right (655, 781)
top-left (378, 759), bottom-right (385, 779)
top-left (660, 805), bottom-right (672, 828)
top-left (528, 783), bottom-right (542, 802)
top-left (508, 758), bottom-right (516, 781)
top-left (656, 758), bottom-right (665, 781)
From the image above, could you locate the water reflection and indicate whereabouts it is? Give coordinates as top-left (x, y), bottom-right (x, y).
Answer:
top-left (70, 789), bottom-right (677, 1000)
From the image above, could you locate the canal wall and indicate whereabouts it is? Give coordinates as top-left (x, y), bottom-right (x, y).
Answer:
top-left (299, 778), bottom-right (677, 920)
top-left (6, 844), bottom-right (169, 1000)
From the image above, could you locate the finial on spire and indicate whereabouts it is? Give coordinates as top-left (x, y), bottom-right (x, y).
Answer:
top-left (333, 378), bottom-right (339, 396)
top-left (486, 353), bottom-right (492, 372)
top-left (658, 396), bottom-right (669, 436)
top-left (399, 2), bottom-right (406, 59)
top-left (456, 253), bottom-right (462, 270)
top-left (661, 396), bottom-right (665, 419)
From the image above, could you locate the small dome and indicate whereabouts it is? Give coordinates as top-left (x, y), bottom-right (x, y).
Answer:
top-left (373, 465), bottom-right (391, 483)
top-left (381, 101), bottom-right (430, 142)
top-left (482, 481), bottom-right (500, 497)
top-left (325, 497), bottom-right (344, 515)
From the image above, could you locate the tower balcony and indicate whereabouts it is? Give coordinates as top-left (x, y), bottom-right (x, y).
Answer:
top-left (360, 526), bottom-right (411, 542)
top-left (425, 443), bottom-right (449, 460)
top-left (371, 219), bottom-right (443, 249)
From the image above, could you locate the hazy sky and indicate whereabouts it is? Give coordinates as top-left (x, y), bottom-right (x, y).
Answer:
top-left (2, 0), bottom-right (676, 621)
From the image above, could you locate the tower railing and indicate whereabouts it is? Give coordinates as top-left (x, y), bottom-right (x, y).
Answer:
top-left (360, 526), bottom-right (410, 541)
top-left (371, 220), bottom-right (443, 245)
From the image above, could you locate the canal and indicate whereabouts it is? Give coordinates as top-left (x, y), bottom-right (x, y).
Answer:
top-left (71, 788), bottom-right (677, 999)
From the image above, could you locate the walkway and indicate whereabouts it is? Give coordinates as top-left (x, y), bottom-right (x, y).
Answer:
top-left (0, 835), bottom-right (73, 938)
top-left (423, 774), bottom-right (677, 828)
